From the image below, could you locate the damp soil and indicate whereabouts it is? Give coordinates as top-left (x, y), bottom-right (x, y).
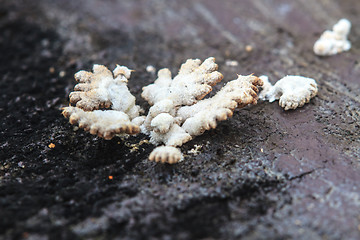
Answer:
top-left (1, 1), bottom-right (360, 240)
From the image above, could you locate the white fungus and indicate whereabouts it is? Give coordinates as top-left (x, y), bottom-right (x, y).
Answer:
top-left (63, 64), bottom-right (142, 139)
top-left (178, 74), bottom-right (261, 136)
top-left (313, 18), bottom-right (351, 56)
top-left (63, 58), bottom-right (263, 164)
top-left (140, 58), bottom-right (262, 162)
top-left (148, 146), bottom-right (183, 164)
top-left (259, 75), bottom-right (318, 110)
top-left (62, 107), bottom-right (140, 139)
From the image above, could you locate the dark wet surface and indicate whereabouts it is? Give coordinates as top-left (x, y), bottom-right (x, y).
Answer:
top-left (1, 0), bottom-right (359, 239)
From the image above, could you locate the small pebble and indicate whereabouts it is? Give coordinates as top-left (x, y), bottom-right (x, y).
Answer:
top-left (59, 71), bottom-right (66, 77)
top-left (245, 45), bottom-right (253, 52)
top-left (225, 60), bottom-right (239, 67)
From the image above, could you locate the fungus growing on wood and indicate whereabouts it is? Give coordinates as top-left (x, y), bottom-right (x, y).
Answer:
top-left (63, 57), bottom-right (263, 163)
top-left (259, 75), bottom-right (318, 110)
top-left (313, 18), bottom-right (351, 56)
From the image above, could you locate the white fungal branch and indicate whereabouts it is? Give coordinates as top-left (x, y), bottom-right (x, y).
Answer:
top-left (259, 75), bottom-right (318, 110)
top-left (63, 65), bottom-right (142, 139)
top-left (62, 107), bottom-right (140, 139)
top-left (140, 57), bottom-right (224, 148)
top-left (150, 123), bottom-right (192, 147)
top-left (69, 64), bottom-right (141, 118)
top-left (141, 57), bottom-right (223, 107)
top-left (313, 18), bottom-right (351, 56)
top-left (178, 75), bottom-right (262, 136)
top-left (63, 57), bottom-right (264, 164)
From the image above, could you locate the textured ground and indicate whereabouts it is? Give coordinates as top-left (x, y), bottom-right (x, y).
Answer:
top-left (1, 0), bottom-right (360, 239)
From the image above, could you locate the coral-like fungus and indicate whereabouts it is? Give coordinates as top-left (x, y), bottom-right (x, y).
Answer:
top-left (259, 75), bottom-right (318, 110)
top-left (63, 58), bottom-right (263, 163)
top-left (62, 107), bottom-right (140, 139)
top-left (177, 74), bottom-right (262, 137)
top-left (63, 64), bottom-right (143, 139)
top-left (149, 146), bottom-right (183, 164)
top-left (313, 18), bottom-right (351, 56)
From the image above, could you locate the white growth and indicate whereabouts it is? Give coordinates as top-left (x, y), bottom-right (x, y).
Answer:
top-left (313, 18), bottom-right (351, 56)
top-left (141, 57), bottom-right (224, 143)
top-left (178, 74), bottom-right (261, 136)
top-left (63, 58), bottom-right (263, 164)
top-left (148, 146), bottom-right (183, 164)
top-left (259, 75), bottom-right (318, 110)
top-left (141, 58), bottom-right (262, 158)
top-left (62, 107), bottom-right (140, 139)
top-left (63, 64), bottom-right (142, 139)
top-left (258, 75), bottom-right (272, 100)
top-left (142, 57), bottom-right (223, 106)
top-left (69, 64), bottom-right (141, 118)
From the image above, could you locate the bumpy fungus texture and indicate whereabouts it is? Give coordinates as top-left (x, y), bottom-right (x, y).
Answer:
top-left (63, 58), bottom-right (263, 163)
top-left (313, 18), bottom-right (351, 56)
top-left (259, 75), bottom-right (318, 110)
top-left (149, 146), bottom-right (183, 164)
top-left (62, 64), bottom-right (143, 139)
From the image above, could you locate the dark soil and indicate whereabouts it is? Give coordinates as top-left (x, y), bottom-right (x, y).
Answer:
top-left (1, 1), bottom-right (360, 240)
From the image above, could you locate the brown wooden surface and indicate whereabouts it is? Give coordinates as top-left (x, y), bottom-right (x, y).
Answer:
top-left (1, 0), bottom-right (359, 239)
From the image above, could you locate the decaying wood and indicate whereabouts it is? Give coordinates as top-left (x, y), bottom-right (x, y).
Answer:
top-left (2, 0), bottom-right (360, 239)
